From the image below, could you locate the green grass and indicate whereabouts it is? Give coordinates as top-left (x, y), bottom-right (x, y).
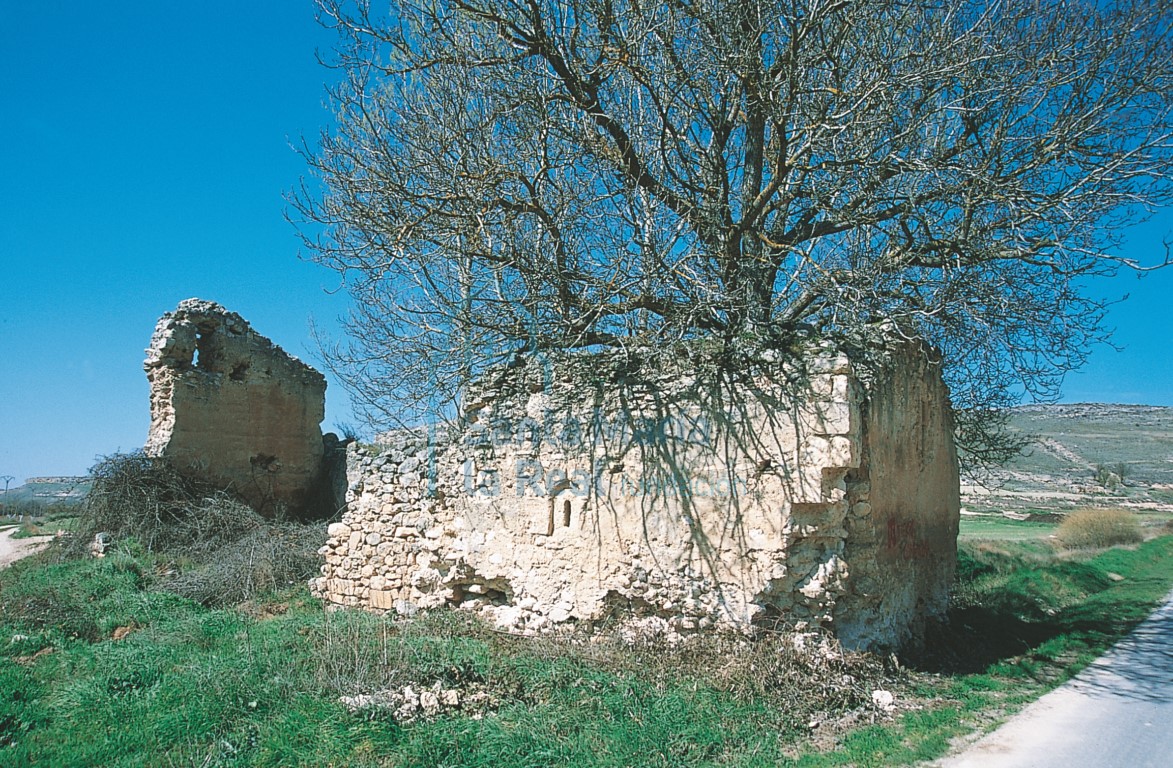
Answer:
top-left (0, 545), bottom-right (888, 767)
top-left (1, 516), bottom-right (77, 540)
top-left (958, 515), bottom-right (1057, 541)
top-left (0, 555), bottom-right (395, 766)
top-left (2, 535), bottom-right (1172, 767)
top-left (794, 535), bottom-right (1173, 766)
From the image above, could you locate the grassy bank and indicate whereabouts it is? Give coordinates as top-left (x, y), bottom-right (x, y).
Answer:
top-left (801, 534), bottom-right (1173, 767)
top-left (2, 534), bottom-right (1171, 767)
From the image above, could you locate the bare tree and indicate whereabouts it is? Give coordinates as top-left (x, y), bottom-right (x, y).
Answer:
top-left (293, 0), bottom-right (1173, 465)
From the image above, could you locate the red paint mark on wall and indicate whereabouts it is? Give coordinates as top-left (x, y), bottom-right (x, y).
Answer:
top-left (885, 517), bottom-right (932, 559)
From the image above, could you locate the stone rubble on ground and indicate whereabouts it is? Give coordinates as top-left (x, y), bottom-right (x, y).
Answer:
top-left (339, 682), bottom-right (490, 723)
top-left (871, 689), bottom-right (896, 711)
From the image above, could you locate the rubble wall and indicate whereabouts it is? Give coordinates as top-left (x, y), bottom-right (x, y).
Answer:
top-left (312, 344), bottom-right (959, 648)
top-left (144, 299), bottom-right (327, 516)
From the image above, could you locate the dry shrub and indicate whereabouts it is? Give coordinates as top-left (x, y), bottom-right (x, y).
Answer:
top-left (160, 524), bottom-right (322, 606)
top-left (605, 629), bottom-right (897, 727)
top-left (68, 452), bottom-right (323, 607)
top-left (310, 607), bottom-right (899, 733)
top-left (1056, 508), bottom-right (1143, 550)
top-left (69, 452), bottom-right (264, 556)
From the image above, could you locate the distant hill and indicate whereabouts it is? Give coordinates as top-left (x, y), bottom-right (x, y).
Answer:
top-left (3, 403), bottom-right (1168, 519)
top-left (964, 403), bottom-right (1173, 516)
top-left (2, 477), bottom-right (89, 505)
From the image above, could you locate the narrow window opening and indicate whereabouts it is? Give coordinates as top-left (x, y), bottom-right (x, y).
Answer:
top-left (193, 325), bottom-right (221, 371)
top-left (561, 499), bottom-right (572, 528)
top-left (194, 330), bottom-right (208, 369)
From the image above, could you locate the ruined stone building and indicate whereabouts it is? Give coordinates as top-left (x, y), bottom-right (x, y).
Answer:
top-left (144, 299), bottom-right (327, 517)
top-left (138, 301), bottom-right (958, 648)
top-left (313, 342), bottom-right (960, 650)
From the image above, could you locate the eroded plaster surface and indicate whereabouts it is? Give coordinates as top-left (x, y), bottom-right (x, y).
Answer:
top-left (313, 343), bottom-right (959, 649)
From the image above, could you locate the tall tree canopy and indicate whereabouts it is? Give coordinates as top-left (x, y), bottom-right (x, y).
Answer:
top-left (294, 0), bottom-right (1173, 462)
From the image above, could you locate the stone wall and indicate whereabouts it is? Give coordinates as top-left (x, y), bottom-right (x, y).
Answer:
top-left (311, 343), bottom-right (959, 649)
top-left (144, 299), bottom-right (327, 517)
top-left (834, 350), bottom-right (961, 648)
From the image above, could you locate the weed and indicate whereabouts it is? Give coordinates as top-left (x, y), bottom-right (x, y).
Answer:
top-left (67, 452), bottom-right (265, 556)
top-left (8, 523), bottom-right (47, 540)
top-left (1055, 508), bottom-right (1143, 550)
top-left (55, 452), bottom-right (324, 608)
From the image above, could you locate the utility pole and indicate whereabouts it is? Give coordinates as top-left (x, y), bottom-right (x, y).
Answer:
top-left (0, 475), bottom-right (13, 519)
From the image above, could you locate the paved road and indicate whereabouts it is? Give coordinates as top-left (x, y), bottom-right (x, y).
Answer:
top-left (0, 526), bottom-right (54, 569)
top-left (935, 591), bottom-right (1173, 768)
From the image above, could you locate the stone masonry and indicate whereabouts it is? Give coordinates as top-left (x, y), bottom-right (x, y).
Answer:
top-left (144, 299), bottom-right (327, 517)
top-left (312, 342), bottom-right (960, 649)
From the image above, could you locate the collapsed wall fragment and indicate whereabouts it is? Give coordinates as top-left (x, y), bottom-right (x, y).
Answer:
top-left (144, 298), bottom-right (327, 517)
top-left (312, 342), bottom-right (959, 649)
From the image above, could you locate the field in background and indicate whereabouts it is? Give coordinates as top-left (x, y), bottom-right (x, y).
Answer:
top-left (0, 477), bottom-right (89, 506)
top-left (961, 404), bottom-right (1173, 542)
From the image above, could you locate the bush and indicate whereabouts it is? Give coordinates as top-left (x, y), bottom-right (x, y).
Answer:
top-left (60, 452), bottom-right (324, 609)
top-left (68, 452), bottom-right (265, 556)
top-left (1056, 508), bottom-right (1144, 550)
top-left (160, 524), bottom-right (323, 606)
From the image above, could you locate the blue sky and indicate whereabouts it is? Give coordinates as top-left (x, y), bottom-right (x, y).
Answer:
top-left (0, 1), bottom-right (351, 484)
top-left (0, 1), bottom-right (1170, 484)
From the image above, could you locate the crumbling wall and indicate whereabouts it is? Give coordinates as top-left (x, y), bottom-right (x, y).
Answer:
top-left (833, 349), bottom-right (961, 648)
top-left (144, 299), bottom-right (327, 517)
top-left (312, 343), bottom-right (959, 649)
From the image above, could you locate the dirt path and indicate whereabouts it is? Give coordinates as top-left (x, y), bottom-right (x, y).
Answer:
top-left (0, 526), bottom-right (54, 569)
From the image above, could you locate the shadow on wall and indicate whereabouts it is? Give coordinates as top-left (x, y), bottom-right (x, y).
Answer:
top-left (315, 339), bottom-right (961, 650)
